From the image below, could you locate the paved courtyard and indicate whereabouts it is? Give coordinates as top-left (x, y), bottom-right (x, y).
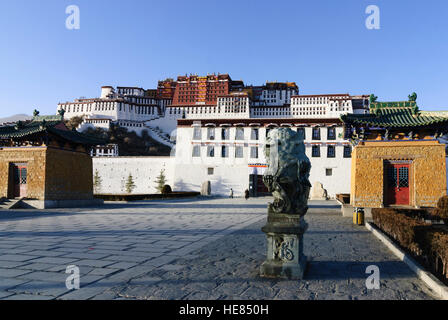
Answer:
top-left (0, 197), bottom-right (438, 300)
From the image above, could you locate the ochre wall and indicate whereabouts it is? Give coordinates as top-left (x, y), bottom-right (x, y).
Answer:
top-left (351, 140), bottom-right (447, 208)
top-left (45, 147), bottom-right (94, 200)
top-left (0, 146), bottom-right (93, 201)
top-left (0, 147), bottom-right (46, 199)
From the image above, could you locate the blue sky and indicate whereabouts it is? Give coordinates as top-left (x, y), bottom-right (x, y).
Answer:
top-left (0, 0), bottom-right (447, 117)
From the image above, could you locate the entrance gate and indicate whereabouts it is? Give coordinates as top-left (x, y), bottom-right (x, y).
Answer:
top-left (249, 174), bottom-right (270, 197)
top-left (10, 163), bottom-right (28, 198)
top-left (385, 162), bottom-right (410, 206)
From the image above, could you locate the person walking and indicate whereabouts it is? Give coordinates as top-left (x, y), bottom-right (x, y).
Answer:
top-left (245, 189), bottom-right (250, 200)
top-left (229, 188), bottom-right (234, 199)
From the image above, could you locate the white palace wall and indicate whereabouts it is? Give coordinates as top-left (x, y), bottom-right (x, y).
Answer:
top-left (173, 125), bottom-right (351, 198)
top-left (92, 157), bottom-right (175, 195)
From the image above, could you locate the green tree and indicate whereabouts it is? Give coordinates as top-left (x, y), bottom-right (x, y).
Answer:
top-left (65, 116), bottom-right (84, 130)
top-left (125, 174), bottom-right (136, 194)
top-left (93, 169), bottom-right (102, 194)
top-left (155, 169), bottom-right (167, 193)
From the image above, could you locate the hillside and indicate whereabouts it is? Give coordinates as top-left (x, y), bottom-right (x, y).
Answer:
top-left (82, 125), bottom-right (172, 156)
top-left (0, 114), bottom-right (32, 124)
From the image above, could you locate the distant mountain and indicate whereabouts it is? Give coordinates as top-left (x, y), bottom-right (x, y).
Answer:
top-left (0, 114), bottom-right (32, 125)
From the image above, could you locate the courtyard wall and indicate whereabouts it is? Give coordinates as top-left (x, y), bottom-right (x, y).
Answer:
top-left (45, 148), bottom-right (94, 200)
top-left (351, 140), bottom-right (447, 208)
top-left (0, 146), bottom-right (46, 199)
top-left (92, 156), bottom-right (175, 194)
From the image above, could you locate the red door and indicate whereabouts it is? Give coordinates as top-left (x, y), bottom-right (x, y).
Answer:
top-left (256, 175), bottom-right (270, 195)
top-left (12, 164), bottom-right (28, 198)
top-left (386, 164), bottom-right (410, 206)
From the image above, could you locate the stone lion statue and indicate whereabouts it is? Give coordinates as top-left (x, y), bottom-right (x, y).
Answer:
top-left (263, 128), bottom-right (311, 216)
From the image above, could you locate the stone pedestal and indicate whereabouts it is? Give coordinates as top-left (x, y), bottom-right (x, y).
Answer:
top-left (260, 213), bottom-right (308, 279)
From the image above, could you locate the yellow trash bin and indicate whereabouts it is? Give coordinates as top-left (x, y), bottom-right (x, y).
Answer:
top-left (353, 208), bottom-right (365, 226)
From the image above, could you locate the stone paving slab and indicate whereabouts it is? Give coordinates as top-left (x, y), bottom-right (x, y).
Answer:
top-left (0, 277), bottom-right (30, 291)
top-left (0, 197), bottom-right (438, 300)
top-left (0, 197), bottom-right (266, 300)
top-left (106, 208), bottom-right (438, 300)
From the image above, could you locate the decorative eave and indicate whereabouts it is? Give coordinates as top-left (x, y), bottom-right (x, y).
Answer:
top-left (340, 108), bottom-right (448, 129)
top-left (340, 107), bottom-right (448, 146)
top-left (0, 116), bottom-right (105, 147)
top-left (177, 118), bottom-right (343, 127)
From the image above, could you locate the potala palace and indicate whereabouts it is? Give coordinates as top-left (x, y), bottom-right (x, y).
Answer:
top-left (57, 74), bottom-right (371, 198)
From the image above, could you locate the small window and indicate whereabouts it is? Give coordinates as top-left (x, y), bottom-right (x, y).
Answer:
top-left (251, 128), bottom-right (259, 140)
top-left (327, 127), bottom-right (336, 140)
top-left (193, 127), bottom-right (202, 140)
top-left (235, 146), bottom-right (244, 158)
top-left (327, 145), bottom-right (336, 158)
top-left (250, 146), bottom-right (258, 159)
top-left (312, 128), bottom-right (321, 140)
top-left (326, 168), bottom-right (333, 176)
top-left (207, 127), bottom-right (215, 140)
top-left (192, 145), bottom-right (201, 157)
top-left (266, 128), bottom-right (271, 138)
top-left (297, 128), bottom-right (306, 140)
top-left (221, 128), bottom-right (230, 140)
top-left (208, 168), bottom-right (214, 175)
top-left (343, 145), bottom-right (352, 158)
top-left (207, 146), bottom-right (214, 157)
top-left (235, 127), bottom-right (244, 140)
top-left (221, 145), bottom-right (229, 158)
top-left (312, 145), bottom-right (320, 157)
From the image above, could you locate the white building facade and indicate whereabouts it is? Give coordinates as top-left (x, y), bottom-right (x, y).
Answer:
top-left (58, 86), bottom-right (175, 147)
top-left (173, 118), bottom-right (353, 198)
top-left (59, 84), bottom-right (368, 198)
top-left (253, 82), bottom-right (299, 106)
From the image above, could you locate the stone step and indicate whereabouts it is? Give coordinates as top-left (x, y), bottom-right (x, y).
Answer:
top-left (0, 198), bottom-right (24, 210)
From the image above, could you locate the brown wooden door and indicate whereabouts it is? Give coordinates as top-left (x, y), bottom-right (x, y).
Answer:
top-left (12, 164), bottom-right (28, 198)
top-left (386, 164), bottom-right (410, 206)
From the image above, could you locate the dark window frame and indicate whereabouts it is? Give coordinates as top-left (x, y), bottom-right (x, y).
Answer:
top-left (221, 145), bottom-right (229, 158)
top-left (207, 146), bottom-right (215, 157)
top-left (312, 127), bottom-right (321, 140)
top-left (327, 127), bottom-right (336, 140)
top-left (343, 145), bottom-right (352, 158)
top-left (327, 145), bottom-right (336, 158)
top-left (312, 145), bottom-right (320, 157)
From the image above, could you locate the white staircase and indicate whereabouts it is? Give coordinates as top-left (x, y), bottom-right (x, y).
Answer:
top-left (144, 124), bottom-right (175, 148)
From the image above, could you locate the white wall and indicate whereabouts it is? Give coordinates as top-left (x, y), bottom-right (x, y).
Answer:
top-left (92, 157), bottom-right (175, 194)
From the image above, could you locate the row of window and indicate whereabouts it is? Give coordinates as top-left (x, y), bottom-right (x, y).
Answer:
top-left (193, 127), bottom-right (337, 141)
top-left (63, 103), bottom-right (157, 115)
top-left (291, 96), bottom-right (348, 104)
top-left (192, 145), bottom-right (352, 158)
top-left (311, 145), bottom-right (352, 158)
top-left (193, 145), bottom-right (258, 158)
top-left (195, 127), bottom-right (251, 141)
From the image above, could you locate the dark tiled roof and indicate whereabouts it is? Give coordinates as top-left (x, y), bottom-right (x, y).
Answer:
top-left (340, 107), bottom-right (448, 128)
top-left (0, 117), bottom-right (105, 145)
top-left (47, 127), bottom-right (106, 145)
top-left (370, 101), bottom-right (416, 109)
top-left (0, 120), bottom-right (61, 138)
